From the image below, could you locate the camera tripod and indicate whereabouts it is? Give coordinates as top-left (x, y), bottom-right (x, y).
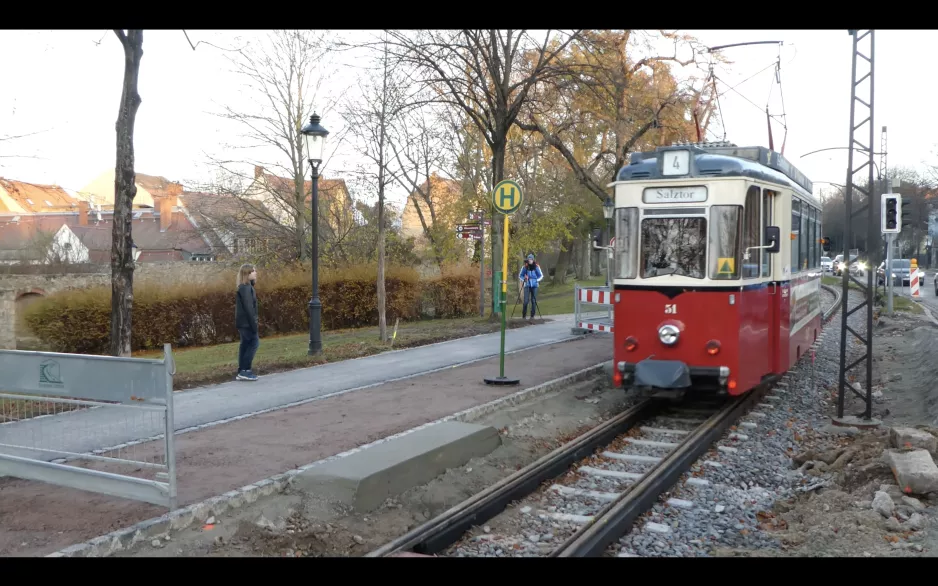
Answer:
top-left (510, 280), bottom-right (543, 321)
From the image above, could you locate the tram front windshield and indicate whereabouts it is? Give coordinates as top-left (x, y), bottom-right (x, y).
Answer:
top-left (639, 217), bottom-right (707, 279)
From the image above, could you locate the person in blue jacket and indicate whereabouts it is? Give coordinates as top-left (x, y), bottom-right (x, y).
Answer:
top-left (518, 253), bottom-right (543, 320)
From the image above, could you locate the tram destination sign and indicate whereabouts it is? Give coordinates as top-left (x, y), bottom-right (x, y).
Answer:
top-left (642, 185), bottom-right (708, 204)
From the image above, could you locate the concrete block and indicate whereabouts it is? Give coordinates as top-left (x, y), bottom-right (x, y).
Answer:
top-left (890, 427), bottom-right (937, 455)
top-left (883, 449), bottom-right (938, 495)
top-left (293, 421), bottom-right (501, 512)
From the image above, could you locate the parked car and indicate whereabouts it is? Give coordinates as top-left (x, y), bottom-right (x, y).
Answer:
top-left (877, 259), bottom-right (917, 287)
top-left (821, 256), bottom-right (833, 272)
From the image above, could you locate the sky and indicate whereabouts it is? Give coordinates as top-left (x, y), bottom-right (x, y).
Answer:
top-left (1, 30), bottom-right (935, 209)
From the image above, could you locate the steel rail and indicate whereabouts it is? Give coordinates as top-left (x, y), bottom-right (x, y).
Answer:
top-left (550, 377), bottom-right (775, 557)
top-left (366, 399), bottom-right (660, 557)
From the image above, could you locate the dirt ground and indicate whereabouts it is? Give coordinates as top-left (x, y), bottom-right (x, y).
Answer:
top-left (118, 372), bottom-right (628, 557)
top-left (748, 309), bottom-right (938, 558)
top-left (0, 335), bottom-right (610, 557)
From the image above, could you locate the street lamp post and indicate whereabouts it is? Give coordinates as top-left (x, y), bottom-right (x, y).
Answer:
top-left (301, 113), bottom-right (329, 356)
top-left (602, 196), bottom-right (614, 286)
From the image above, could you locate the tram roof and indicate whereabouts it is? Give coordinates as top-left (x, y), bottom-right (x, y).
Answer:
top-left (615, 141), bottom-right (817, 203)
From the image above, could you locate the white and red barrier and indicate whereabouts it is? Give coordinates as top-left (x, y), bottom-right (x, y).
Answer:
top-left (577, 321), bottom-right (613, 333)
top-left (911, 270), bottom-right (921, 300)
top-left (573, 284), bottom-right (614, 334)
top-left (577, 287), bottom-right (613, 305)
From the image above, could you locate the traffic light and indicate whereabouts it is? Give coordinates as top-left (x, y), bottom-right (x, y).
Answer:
top-left (882, 194), bottom-right (899, 233)
top-left (820, 237), bottom-right (831, 252)
top-left (901, 198), bottom-right (911, 228)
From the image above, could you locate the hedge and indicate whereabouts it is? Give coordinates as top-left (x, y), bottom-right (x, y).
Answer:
top-left (23, 264), bottom-right (480, 354)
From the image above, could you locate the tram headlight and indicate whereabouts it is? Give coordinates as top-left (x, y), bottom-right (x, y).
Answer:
top-left (625, 336), bottom-right (638, 352)
top-left (658, 324), bottom-right (680, 346)
top-left (706, 340), bottom-right (721, 355)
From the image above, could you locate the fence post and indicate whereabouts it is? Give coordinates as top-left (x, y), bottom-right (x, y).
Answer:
top-left (163, 343), bottom-right (177, 511)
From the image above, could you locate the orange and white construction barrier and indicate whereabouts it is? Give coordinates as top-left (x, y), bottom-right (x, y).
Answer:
top-left (911, 270), bottom-right (922, 300)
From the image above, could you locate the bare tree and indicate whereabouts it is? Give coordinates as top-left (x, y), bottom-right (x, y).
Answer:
top-left (387, 105), bottom-right (457, 271)
top-left (209, 30), bottom-right (335, 261)
top-left (342, 35), bottom-right (415, 341)
top-left (110, 30), bottom-right (143, 357)
top-left (385, 29), bottom-right (579, 316)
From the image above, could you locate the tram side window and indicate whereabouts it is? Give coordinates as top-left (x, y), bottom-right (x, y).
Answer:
top-left (807, 208), bottom-right (815, 269)
top-left (709, 205), bottom-right (742, 280)
top-left (615, 207), bottom-right (639, 279)
top-left (800, 207), bottom-right (809, 271)
top-left (762, 190), bottom-right (776, 278)
top-left (741, 186), bottom-right (761, 278)
top-left (791, 199), bottom-right (801, 273)
top-left (811, 208), bottom-right (818, 269)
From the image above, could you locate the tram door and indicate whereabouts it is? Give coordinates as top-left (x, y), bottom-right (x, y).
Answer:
top-left (763, 189), bottom-right (780, 374)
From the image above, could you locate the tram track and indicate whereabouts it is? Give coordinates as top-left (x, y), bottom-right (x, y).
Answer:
top-left (368, 284), bottom-right (842, 558)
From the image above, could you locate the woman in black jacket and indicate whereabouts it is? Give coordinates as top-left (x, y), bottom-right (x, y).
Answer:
top-left (235, 263), bottom-right (260, 381)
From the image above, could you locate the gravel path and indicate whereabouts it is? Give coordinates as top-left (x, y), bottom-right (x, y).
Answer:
top-left (445, 287), bottom-right (841, 557)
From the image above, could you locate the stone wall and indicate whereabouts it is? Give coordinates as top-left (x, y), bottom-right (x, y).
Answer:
top-left (0, 262), bottom-right (243, 349)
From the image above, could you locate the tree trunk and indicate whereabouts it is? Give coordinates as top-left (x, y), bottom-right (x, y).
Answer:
top-left (296, 176), bottom-right (308, 261)
top-left (377, 186), bottom-right (388, 342)
top-left (553, 234), bottom-right (573, 285)
top-left (109, 30), bottom-right (143, 358)
top-left (490, 138), bottom-right (506, 320)
top-left (376, 38), bottom-right (389, 343)
top-left (576, 236), bottom-right (591, 280)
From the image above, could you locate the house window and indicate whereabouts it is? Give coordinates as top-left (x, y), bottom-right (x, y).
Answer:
top-left (235, 238), bottom-right (269, 255)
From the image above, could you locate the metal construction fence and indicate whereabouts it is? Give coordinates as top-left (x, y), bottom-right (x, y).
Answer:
top-left (572, 284), bottom-right (614, 335)
top-left (0, 343), bottom-right (177, 509)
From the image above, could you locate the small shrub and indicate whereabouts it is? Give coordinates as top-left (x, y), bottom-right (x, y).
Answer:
top-left (24, 263), bottom-right (480, 354)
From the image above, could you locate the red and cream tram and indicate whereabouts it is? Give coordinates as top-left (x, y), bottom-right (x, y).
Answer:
top-left (609, 141), bottom-right (823, 398)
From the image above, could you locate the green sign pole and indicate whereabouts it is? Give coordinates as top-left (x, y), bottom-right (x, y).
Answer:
top-left (485, 179), bottom-right (524, 387)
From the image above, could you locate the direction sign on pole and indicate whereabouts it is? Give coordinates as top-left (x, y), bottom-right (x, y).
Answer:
top-left (485, 179), bottom-right (525, 388)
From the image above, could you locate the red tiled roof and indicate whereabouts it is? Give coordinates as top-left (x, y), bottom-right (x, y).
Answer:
top-left (0, 178), bottom-right (80, 213)
top-left (254, 168), bottom-right (349, 204)
top-left (0, 207), bottom-right (212, 262)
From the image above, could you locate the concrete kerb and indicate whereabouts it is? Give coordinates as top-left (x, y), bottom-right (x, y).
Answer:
top-left (46, 361), bottom-right (606, 557)
top-left (913, 300), bottom-right (938, 327)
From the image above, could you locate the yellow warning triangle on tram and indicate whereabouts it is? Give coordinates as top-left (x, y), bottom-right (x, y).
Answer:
top-left (718, 257), bottom-right (735, 275)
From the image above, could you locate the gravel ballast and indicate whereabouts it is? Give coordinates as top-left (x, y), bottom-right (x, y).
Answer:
top-left (447, 287), bottom-right (844, 557)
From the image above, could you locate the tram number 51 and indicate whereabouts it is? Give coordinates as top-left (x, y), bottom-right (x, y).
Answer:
top-left (664, 304), bottom-right (677, 314)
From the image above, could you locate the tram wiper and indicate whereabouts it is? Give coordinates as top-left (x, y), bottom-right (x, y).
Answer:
top-left (653, 267), bottom-right (678, 277)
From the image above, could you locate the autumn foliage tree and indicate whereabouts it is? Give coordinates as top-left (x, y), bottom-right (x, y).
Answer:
top-left (510, 30), bottom-right (716, 283)
top-left (518, 30), bottom-right (715, 202)
top-left (385, 29), bottom-right (579, 315)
